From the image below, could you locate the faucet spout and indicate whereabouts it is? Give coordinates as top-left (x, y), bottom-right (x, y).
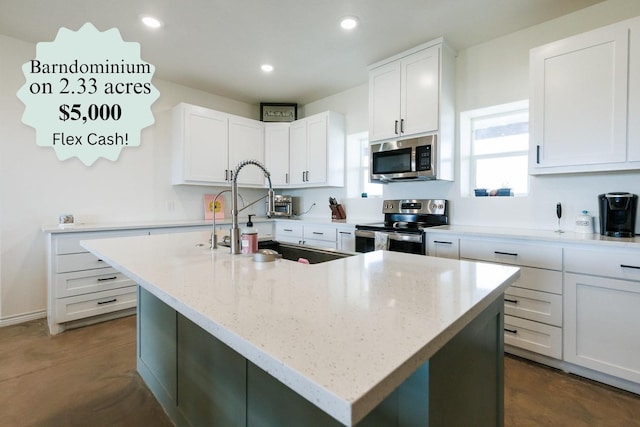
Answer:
top-left (230, 160), bottom-right (274, 254)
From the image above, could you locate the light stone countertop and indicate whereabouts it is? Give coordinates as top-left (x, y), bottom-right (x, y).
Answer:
top-left (82, 230), bottom-right (519, 426)
top-left (41, 217), bottom-right (274, 234)
top-left (426, 225), bottom-right (640, 249)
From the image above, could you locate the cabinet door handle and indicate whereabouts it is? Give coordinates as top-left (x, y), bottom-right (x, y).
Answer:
top-left (494, 251), bottom-right (518, 257)
top-left (433, 240), bottom-right (452, 245)
top-left (97, 298), bottom-right (117, 305)
top-left (394, 120), bottom-right (399, 135)
top-left (97, 259), bottom-right (103, 262)
top-left (536, 145), bottom-right (540, 164)
top-left (306, 171), bottom-right (310, 182)
top-left (621, 264), bottom-right (640, 270)
top-left (504, 298), bottom-right (518, 304)
top-left (285, 173), bottom-right (289, 184)
top-left (97, 276), bottom-right (118, 282)
top-left (400, 118), bottom-right (405, 133)
top-left (504, 328), bottom-right (518, 334)
top-left (224, 169), bottom-right (228, 181)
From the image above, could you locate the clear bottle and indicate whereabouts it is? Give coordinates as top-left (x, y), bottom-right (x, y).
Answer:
top-left (241, 214), bottom-right (258, 254)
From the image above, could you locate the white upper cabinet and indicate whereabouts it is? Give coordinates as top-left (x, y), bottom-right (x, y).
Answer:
top-left (228, 115), bottom-right (265, 186)
top-left (172, 103), bottom-right (229, 184)
top-left (368, 39), bottom-right (453, 143)
top-left (629, 19), bottom-right (640, 163)
top-left (529, 17), bottom-right (640, 175)
top-left (172, 103), bottom-right (265, 187)
top-left (264, 123), bottom-right (291, 187)
top-left (289, 111), bottom-right (345, 188)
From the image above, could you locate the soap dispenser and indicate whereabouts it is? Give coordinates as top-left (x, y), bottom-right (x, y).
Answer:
top-left (241, 215), bottom-right (258, 254)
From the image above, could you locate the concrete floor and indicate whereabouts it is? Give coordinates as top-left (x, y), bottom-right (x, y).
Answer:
top-left (1, 315), bottom-right (639, 426)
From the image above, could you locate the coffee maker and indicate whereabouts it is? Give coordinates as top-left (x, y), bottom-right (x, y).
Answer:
top-left (598, 193), bottom-right (638, 237)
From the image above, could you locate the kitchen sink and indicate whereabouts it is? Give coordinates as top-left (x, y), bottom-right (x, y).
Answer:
top-left (217, 239), bottom-right (353, 264)
top-left (258, 240), bottom-right (353, 264)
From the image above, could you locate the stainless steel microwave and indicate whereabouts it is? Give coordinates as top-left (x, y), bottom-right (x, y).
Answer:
top-left (370, 135), bottom-right (437, 183)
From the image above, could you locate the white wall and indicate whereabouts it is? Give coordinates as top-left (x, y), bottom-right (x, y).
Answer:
top-left (292, 0), bottom-right (640, 231)
top-left (0, 34), bottom-right (265, 321)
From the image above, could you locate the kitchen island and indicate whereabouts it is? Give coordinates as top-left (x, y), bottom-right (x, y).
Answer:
top-left (82, 230), bottom-right (519, 426)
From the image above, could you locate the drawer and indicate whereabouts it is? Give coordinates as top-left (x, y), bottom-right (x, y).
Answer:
top-left (565, 247), bottom-right (640, 281)
top-left (55, 230), bottom-right (145, 255)
top-left (460, 238), bottom-right (562, 270)
top-left (504, 315), bottom-right (562, 359)
top-left (56, 253), bottom-right (108, 273)
top-left (55, 267), bottom-right (135, 298)
top-left (504, 286), bottom-right (562, 326)
top-left (275, 222), bottom-right (303, 238)
top-left (511, 266), bottom-right (562, 295)
top-left (304, 225), bottom-right (337, 242)
top-left (55, 286), bottom-right (137, 323)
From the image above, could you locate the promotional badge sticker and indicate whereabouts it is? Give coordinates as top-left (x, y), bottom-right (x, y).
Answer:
top-left (17, 23), bottom-right (160, 166)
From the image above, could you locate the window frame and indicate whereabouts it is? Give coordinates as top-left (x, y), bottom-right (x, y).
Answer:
top-left (460, 100), bottom-right (530, 197)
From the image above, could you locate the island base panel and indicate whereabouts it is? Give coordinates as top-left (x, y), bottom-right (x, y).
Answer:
top-left (137, 287), bottom-right (504, 426)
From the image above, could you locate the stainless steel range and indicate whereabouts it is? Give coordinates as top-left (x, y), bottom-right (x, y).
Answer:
top-left (355, 199), bottom-right (448, 255)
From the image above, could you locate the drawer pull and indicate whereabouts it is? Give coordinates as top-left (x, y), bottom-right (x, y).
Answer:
top-left (283, 228), bottom-right (293, 232)
top-left (504, 328), bottom-right (518, 334)
top-left (97, 276), bottom-right (117, 282)
top-left (339, 231), bottom-right (352, 235)
top-left (620, 264), bottom-right (640, 270)
top-left (312, 232), bottom-right (324, 235)
top-left (504, 298), bottom-right (519, 304)
top-left (97, 298), bottom-right (117, 305)
top-left (433, 240), bottom-right (453, 245)
top-left (494, 251), bottom-right (518, 257)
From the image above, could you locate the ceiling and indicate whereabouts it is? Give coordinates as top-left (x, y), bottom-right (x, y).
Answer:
top-left (1, 0), bottom-right (604, 105)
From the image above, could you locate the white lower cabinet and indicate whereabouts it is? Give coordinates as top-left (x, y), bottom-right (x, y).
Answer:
top-left (426, 230), bottom-right (640, 393)
top-left (564, 246), bottom-right (640, 385)
top-left (427, 235), bottom-right (459, 259)
top-left (458, 237), bottom-right (563, 359)
top-left (337, 226), bottom-right (356, 252)
top-left (504, 315), bottom-right (562, 359)
top-left (275, 221), bottom-right (345, 250)
top-left (48, 229), bottom-right (147, 334)
top-left (46, 224), bottom-right (227, 335)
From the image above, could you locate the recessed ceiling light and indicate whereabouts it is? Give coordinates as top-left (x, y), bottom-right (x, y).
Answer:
top-left (340, 16), bottom-right (359, 30)
top-left (141, 15), bottom-right (163, 29)
top-left (261, 64), bottom-right (274, 72)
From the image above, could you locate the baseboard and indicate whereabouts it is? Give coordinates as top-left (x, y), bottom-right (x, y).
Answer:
top-left (0, 310), bottom-right (47, 327)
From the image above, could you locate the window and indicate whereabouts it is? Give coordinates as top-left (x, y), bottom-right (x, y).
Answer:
top-left (460, 100), bottom-right (529, 197)
top-left (346, 132), bottom-right (383, 198)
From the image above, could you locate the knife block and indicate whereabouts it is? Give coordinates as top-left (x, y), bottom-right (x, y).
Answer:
top-left (330, 204), bottom-right (346, 220)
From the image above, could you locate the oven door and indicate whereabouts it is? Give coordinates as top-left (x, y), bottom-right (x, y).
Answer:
top-left (354, 230), bottom-right (425, 255)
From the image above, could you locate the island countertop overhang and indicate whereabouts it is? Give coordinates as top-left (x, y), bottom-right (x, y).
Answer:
top-left (81, 230), bottom-right (520, 426)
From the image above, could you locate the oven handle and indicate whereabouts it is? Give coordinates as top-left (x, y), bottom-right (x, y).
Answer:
top-left (355, 229), bottom-right (424, 243)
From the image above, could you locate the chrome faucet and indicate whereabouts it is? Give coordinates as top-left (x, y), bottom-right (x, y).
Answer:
top-left (230, 160), bottom-right (275, 254)
top-left (210, 189), bottom-right (230, 249)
